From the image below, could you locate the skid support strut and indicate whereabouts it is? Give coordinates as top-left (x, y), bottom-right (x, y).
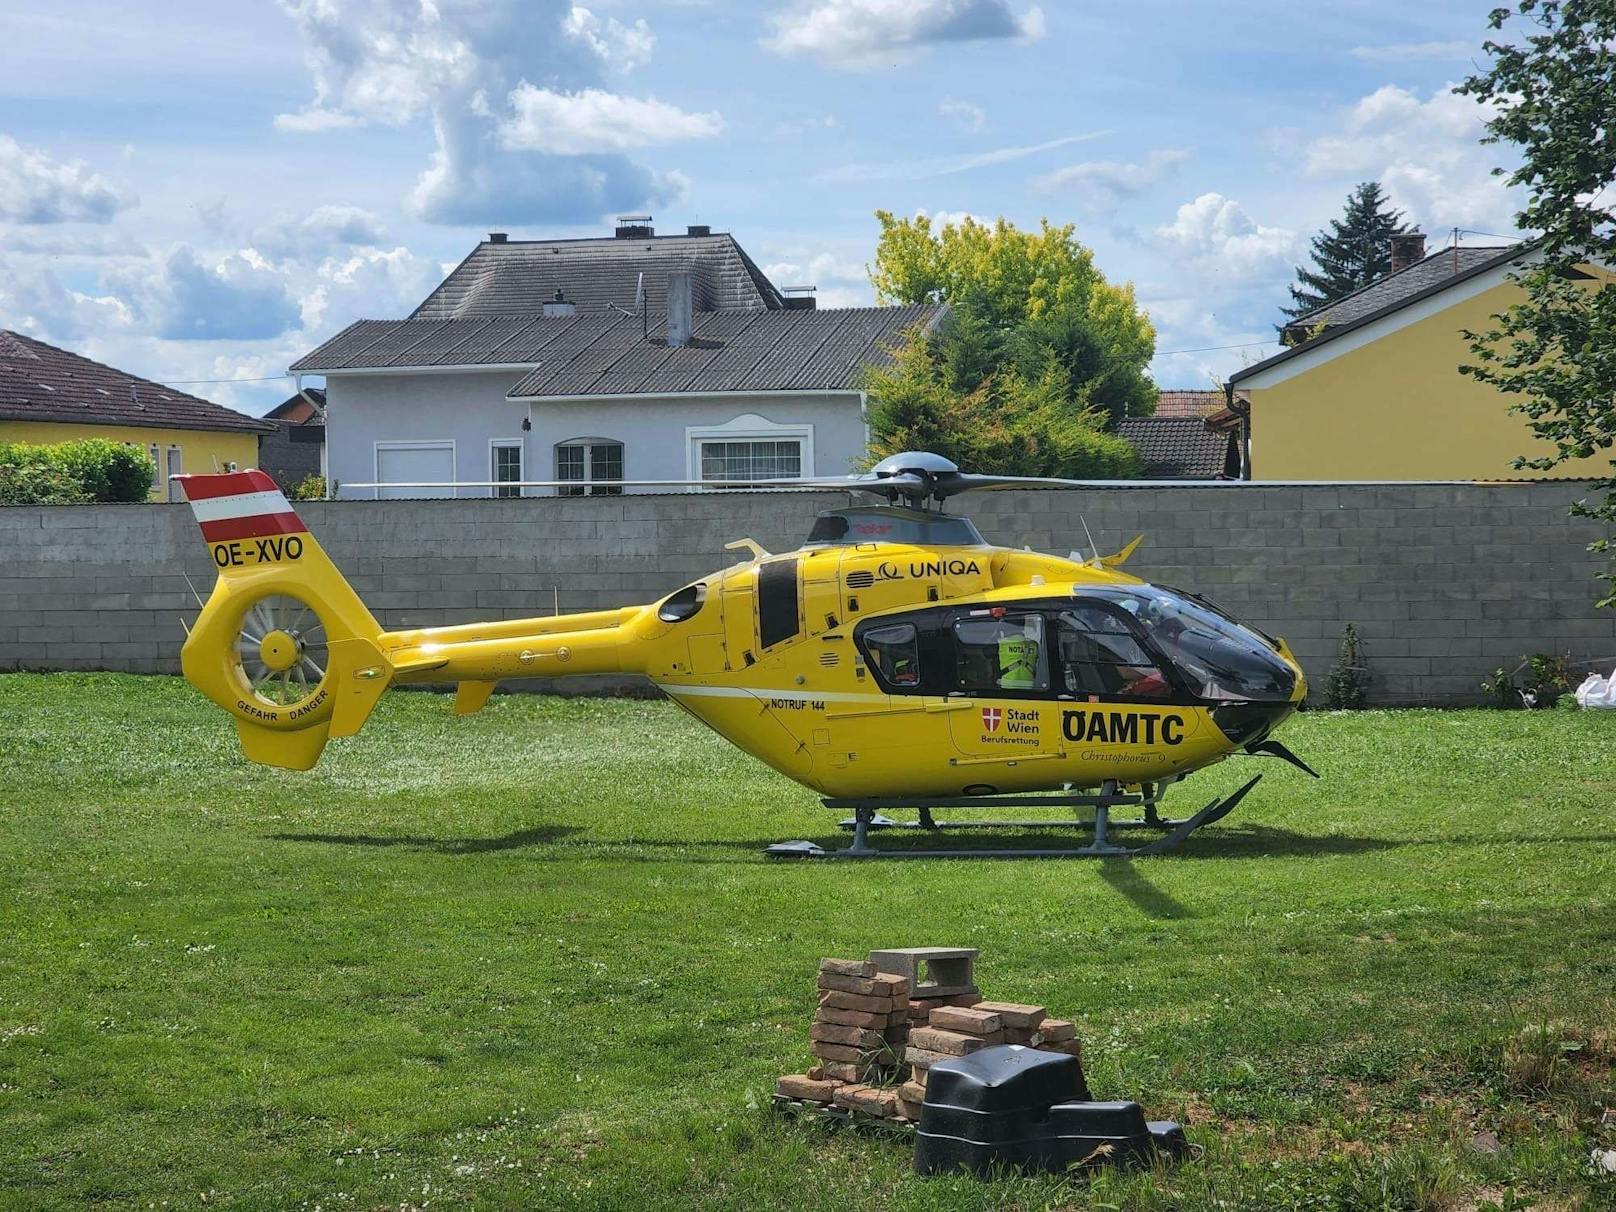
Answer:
top-left (764, 775), bottom-right (1262, 860)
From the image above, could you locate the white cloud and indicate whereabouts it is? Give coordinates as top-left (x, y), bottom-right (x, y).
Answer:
top-left (1348, 40), bottom-right (1477, 63)
top-left (939, 97), bottom-right (986, 133)
top-left (915, 207), bottom-right (992, 228)
top-left (297, 244), bottom-right (445, 332)
top-left (0, 135), bottom-right (133, 224)
top-left (820, 130), bottom-right (1107, 183)
top-left (276, 0), bottom-right (713, 225)
top-left (1034, 148), bottom-right (1188, 210)
top-left (117, 247), bottom-right (303, 342)
top-left (1299, 83), bottom-right (1519, 233)
top-left (499, 86), bottom-right (723, 153)
top-left (274, 107), bottom-right (363, 133)
top-left (251, 204), bottom-right (388, 261)
top-left (564, 6), bottom-right (655, 71)
top-left (0, 254), bottom-right (134, 339)
top-left (1154, 193), bottom-right (1300, 283)
top-left (766, 0), bottom-right (1044, 68)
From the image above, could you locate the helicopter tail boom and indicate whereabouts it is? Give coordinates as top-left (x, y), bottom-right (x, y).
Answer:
top-left (175, 471), bottom-right (391, 770)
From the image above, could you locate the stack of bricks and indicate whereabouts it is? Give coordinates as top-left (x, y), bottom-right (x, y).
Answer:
top-left (775, 958), bottom-right (912, 1120)
top-left (902, 1000), bottom-right (1083, 1111)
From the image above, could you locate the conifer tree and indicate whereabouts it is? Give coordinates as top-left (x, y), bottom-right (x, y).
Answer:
top-left (1284, 182), bottom-right (1410, 319)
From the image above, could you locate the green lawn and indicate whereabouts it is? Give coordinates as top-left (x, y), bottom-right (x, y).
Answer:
top-left (1, 673), bottom-right (1613, 1211)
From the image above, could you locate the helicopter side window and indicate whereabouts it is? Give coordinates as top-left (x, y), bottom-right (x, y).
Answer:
top-left (953, 613), bottom-right (1050, 694)
top-left (1057, 604), bottom-right (1172, 699)
top-left (862, 623), bottom-right (921, 688)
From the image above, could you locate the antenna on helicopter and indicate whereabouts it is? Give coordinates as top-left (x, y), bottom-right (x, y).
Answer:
top-left (1079, 516), bottom-right (1099, 566)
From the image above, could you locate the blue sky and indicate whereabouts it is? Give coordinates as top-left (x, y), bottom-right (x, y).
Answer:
top-left (1, 0), bottom-right (1524, 414)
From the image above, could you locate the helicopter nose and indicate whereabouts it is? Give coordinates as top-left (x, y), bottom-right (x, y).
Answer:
top-left (1211, 699), bottom-right (1297, 747)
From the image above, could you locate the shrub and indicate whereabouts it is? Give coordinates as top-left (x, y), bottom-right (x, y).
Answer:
top-left (1324, 622), bottom-right (1368, 709)
top-left (51, 440), bottom-right (154, 502)
top-left (289, 473), bottom-right (327, 502)
top-left (0, 461), bottom-right (91, 505)
top-left (0, 439), bottom-right (154, 503)
top-left (1481, 653), bottom-right (1572, 709)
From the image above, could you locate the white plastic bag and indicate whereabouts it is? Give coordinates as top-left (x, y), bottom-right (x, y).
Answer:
top-left (1573, 668), bottom-right (1616, 709)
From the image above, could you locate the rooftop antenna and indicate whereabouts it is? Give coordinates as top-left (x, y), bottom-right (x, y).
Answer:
top-left (1079, 515), bottom-right (1099, 566)
top-left (638, 271), bottom-right (646, 340)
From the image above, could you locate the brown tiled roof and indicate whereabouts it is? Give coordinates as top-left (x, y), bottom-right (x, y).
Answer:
top-left (1153, 390), bottom-right (1226, 418)
top-left (1116, 416), bottom-right (1235, 479)
top-left (0, 331), bottom-right (273, 434)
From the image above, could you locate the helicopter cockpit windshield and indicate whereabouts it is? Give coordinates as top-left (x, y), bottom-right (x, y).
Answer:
top-left (806, 507), bottom-right (984, 548)
top-left (1082, 585), bottom-right (1296, 704)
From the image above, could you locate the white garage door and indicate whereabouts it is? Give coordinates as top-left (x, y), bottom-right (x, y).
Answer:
top-left (375, 443), bottom-right (454, 499)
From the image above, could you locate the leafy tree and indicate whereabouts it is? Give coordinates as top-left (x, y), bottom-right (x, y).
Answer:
top-left (863, 323), bottom-right (1141, 479)
top-left (869, 212), bottom-right (1158, 426)
top-left (1284, 182), bottom-right (1411, 319)
top-left (1457, 0), bottom-right (1616, 608)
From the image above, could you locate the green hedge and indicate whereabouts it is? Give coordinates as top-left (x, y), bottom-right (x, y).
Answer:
top-left (0, 439), bottom-right (156, 504)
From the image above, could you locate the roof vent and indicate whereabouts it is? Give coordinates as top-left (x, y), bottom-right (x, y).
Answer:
top-left (488, 232), bottom-right (508, 243)
top-left (686, 224), bottom-right (711, 237)
top-left (543, 289), bottom-right (577, 319)
top-left (783, 285), bottom-right (818, 311)
top-left (615, 214), bottom-right (654, 239)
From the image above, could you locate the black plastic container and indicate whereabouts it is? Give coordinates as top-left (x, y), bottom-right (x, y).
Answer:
top-left (914, 1045), bottom-right (1188, 1176)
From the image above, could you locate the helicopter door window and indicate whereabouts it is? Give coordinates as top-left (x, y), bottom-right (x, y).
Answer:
top-left (953, 613), bottom-right (1050, 694)
top-left (1057, 604), bottom-right (1172, 699)
top-left (862, 623), bottom-right (921, 689)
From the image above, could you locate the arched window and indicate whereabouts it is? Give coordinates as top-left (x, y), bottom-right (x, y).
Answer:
top-left (554, 438), bottom-right (623, 496)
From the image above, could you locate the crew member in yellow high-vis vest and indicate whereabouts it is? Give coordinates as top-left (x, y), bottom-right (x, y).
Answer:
top-left (997, 622), bottom-right (1040, 689)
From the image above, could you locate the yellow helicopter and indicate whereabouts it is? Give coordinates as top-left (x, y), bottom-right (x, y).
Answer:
top-left (174, 452), bottom-right (1314, 859)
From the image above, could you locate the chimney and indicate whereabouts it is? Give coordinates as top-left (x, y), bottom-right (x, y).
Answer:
top-left (543, 289), bottom-right (576, 318)
top-left (614, 214), bottom-right (654, 239)
top-left (488, 232), bottom-right (508, 243)
top-left (666, 272), bottom-right (692, 347)
top-left (782, 285), bottom-right (817, 311)
top-left (1390, 231), bottom-right (1426, 273)
top-left (686, 224), bottom-right (711, 237)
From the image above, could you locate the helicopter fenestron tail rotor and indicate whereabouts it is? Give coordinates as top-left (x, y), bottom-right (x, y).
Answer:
top-left (233, 593), bottom-right (329, 709)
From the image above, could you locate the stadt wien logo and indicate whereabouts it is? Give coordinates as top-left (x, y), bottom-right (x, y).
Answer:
top-left (981, 707), bottom-right (1002, 732)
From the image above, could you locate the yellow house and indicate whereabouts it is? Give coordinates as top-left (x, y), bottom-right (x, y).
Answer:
top-left (1229, 237), bottom-right (1609, 480)
top-left (0, 330), bottom-right (272, 499)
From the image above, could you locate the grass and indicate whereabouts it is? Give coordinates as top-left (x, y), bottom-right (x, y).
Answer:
top-left (1, 672), bottom-right (1614, 1211)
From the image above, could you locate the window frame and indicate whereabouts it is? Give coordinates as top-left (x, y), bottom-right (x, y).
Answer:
top-left (685, 414), bottom-right (814, 488)
top-left (1053, 599), bottom-right (1189, 703)
top-left (553, 437), bottom-right (624, 497)
top-left (489, 438), bottom-right (523, 499)
top-left (951, 610), bottom-right (1054, 697)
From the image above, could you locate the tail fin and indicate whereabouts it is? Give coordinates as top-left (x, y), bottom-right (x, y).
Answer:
top-left (176, 471), bottom-right (392, 770)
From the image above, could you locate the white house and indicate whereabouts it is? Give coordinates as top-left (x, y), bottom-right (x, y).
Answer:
top-left (290, 221), bottom-right (943, 497)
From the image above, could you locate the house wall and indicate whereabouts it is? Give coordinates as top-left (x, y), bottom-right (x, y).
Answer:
top-left (2, 483), bottom-right (1612, 707)
top-left (1243, 277), bottom-right (1611, 480)
top-left (323, 369), bottom-right (867, 495)
top-left (0, 422), bottom-right (262, 501)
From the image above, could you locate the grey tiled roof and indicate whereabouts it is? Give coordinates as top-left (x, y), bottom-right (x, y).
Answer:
top-left (1116, 416), bottom-right (1234, 479)
top-left (1292, 245), bottom-right (1518, 330)
top-left (410, 232), bottom-right (785, 320)
top-left (0, 330), bottom-right (273, 434)
top-left (292, 305), bottom-right (943, 395)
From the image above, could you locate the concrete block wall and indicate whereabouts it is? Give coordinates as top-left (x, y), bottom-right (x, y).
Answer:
top-left (1, 483), bottom-right (1612, 705)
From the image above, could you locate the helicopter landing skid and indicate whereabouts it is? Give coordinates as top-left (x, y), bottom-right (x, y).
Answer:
top-left (763, 776), bottom-right (1261, 860)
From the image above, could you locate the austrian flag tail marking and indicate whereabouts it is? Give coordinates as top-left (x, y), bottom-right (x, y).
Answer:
top-left (175, 470), bottom-right (308, 544)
